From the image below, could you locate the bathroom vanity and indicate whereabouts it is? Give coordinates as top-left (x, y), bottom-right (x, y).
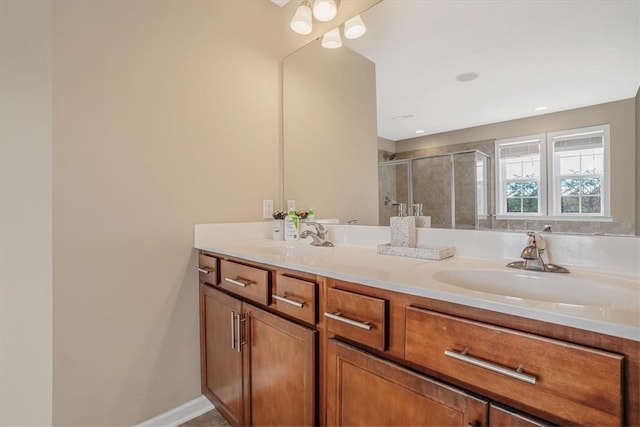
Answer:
top-left (195, 223), bottom-right (639, 426)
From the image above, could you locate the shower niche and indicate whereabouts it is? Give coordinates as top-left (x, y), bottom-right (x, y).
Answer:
top-left (378, 151), bottom-right (491, 229)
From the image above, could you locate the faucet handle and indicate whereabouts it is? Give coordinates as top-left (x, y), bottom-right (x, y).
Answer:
top-left (306, 221), bottom-right (326, 235)
top-left (520, 245), bottom-right (539, 260)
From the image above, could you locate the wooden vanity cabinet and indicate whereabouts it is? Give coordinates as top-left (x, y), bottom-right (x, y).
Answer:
top-left (321, 278), bottom-right (638, 427)
top-left (198, 252), bottom-right (639, 426)
top-left (325, 338), bottom-right (489, 426)
top-left (198, 252), bottom-right (318, 426)
top-left (405, 307), bottom-right (624, 426)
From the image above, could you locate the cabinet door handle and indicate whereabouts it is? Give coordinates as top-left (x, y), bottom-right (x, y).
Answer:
top-left (225, 277), bottom-right (250, 287)
top-left (272, 294), bottom-right (304, 308)
top-left (444, 349), bottom-right (537, 384)
top-left (230, 312), bottom-right (236, 350)
top-left (194, 266), bottom-right (213, 274)
top-left (236, 314), bottom-right (246, 353)
top-left (324, 311), bottom-right (372, 330)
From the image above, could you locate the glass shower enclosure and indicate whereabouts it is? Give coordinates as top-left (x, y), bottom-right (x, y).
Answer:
top-left (378, 150), bottom-right (491, 229)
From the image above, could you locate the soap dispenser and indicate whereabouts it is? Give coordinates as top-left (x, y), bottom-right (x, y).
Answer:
top-left (413, 203), bottom-right (431, 228)
top-left (284, 201), bottom-right (299, 241)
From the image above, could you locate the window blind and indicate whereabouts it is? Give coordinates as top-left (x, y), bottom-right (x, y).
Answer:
top-left (553, 136), bottom-right (603, 152)
top-left (498, 140), bottom-right (541, 159)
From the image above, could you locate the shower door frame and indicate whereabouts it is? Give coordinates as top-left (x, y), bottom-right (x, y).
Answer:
top-left (378, 149), bottom-right (491, 229)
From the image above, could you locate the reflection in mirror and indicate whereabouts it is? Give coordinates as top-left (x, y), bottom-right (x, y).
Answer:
top-left (283, 0), bottom-right (639, 235)
top-left (378, 103), bottom-right (636, 235)
top-left (379, 150), bottom-right (491, 230)
top-left (283, 40), bottom-right (378, 225)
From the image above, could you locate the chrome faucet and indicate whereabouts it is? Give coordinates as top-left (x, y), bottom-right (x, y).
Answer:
top-left (506, 231), bottom-right (569, 273)
top-left (300, 222), bottom-right (334, 247)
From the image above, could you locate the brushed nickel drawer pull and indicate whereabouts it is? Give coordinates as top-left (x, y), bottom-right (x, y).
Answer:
top-left (225, 277), bottom-right (250, 287)
top-left (324, 311), bottom-right (372, 331)
top-left (273, 294), bottom-right (304, 308)
top-left (194, 267), bottom-right (214, 274)
top-left (444, 349), bottom-right (537, 385)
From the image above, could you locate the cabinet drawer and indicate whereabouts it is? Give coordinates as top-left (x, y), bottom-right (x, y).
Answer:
top-left (220, 259), bottom-right (271, 306)
top-left (198, 253), bottom-right (219, 285)
top-left (274, 275), bottom-right (317, 325)
top-left (405, 307), bottom-right (623, 426)
top-left (325, 287), bottom-right (387, 351)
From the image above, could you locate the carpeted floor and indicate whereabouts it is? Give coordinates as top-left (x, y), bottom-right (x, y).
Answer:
top-left (179, 408), bottom-right (231, 427)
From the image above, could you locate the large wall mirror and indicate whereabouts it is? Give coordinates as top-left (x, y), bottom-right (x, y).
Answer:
top-left (283, 0), bottom-right (639, 235)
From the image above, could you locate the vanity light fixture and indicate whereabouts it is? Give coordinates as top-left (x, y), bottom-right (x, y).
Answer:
top-left (321, 27), bottom-right (342, 49)
top-left (416, 130), bottom-right (425, 134)
top-left (534, 106), bottom-right (548, 111)
top-left (320, 14), bottom-right (366, 48)
top-left (290, 0), bottom-right (313, 35)
top-left (344, 14), bottom-right (366, 39)
top-left (289, 0), bottom-right (365, 49)
top-left (313, 0), bottom-right (338, 22)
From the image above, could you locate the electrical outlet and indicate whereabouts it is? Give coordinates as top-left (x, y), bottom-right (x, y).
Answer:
top-left (263, 200), bottom-right (273, 219)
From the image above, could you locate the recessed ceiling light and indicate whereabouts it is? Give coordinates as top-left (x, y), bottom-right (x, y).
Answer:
top-left (415, 130), bottom-right (425, 134)
top-left (534, 106), bottom-right (548, 111)
top-left (455, 72), bottom-right (479, 82)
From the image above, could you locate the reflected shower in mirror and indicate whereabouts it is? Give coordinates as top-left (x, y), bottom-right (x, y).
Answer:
top-left (378, 151), bottom-right (490, 230)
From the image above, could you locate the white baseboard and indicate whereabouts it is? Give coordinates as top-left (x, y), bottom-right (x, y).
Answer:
top-left (136, 395), bottom-right (214, 427)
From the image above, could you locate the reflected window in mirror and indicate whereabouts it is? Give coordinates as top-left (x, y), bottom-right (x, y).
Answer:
top-left (496, 135), bottom-right (546, 216)
top-left (549, 125), bottom-right (609, 217)
top-left (496, 124), bottom-right (610, 220)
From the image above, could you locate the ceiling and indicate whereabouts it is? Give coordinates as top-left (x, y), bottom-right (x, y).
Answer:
top-left (338, 0), bottom-right (640, 141)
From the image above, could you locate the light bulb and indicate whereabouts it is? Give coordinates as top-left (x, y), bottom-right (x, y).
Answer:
top-left (321, 27), bottom-right (342, 49)
top-left (313, 0), bottom-right (338, 22)
top-left (290, 3), bottom-right (313, 35)
top-left (344, 14), bottom-right (366, 39)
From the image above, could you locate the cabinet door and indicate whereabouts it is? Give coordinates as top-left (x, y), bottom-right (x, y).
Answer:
top-left (326, 338), bottom-right (488, 426)
top-left (200, 284), bottom-right (245, 426)
top-left (244, 304), bottom-right (317, 426)
top-left (489, 404), bottom-right (552, 426)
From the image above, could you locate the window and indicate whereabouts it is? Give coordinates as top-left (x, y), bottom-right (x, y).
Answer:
top-left (549, 125), bottom-right (609, 217)
top-left (496, 135), bottom-right (546, 216)
top-left (496, 125), bottom-right (610, 219)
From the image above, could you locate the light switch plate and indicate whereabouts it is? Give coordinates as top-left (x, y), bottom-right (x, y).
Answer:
top-left (263, 200), bottom-right (273, 219)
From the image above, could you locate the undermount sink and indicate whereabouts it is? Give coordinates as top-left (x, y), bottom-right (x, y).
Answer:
top-left (432, 268), bottom-right (638, 307)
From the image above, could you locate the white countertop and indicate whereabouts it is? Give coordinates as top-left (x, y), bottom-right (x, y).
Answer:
top-left (195, 223), bottom-right (640, 342)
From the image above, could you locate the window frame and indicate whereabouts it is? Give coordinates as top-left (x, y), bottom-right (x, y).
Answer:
top-left (548, 124), bottom-right (610, 218)
top-left (495, 125), bottom-right (611, 221)
top-left (495, 134), bottom-right (547, 218)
